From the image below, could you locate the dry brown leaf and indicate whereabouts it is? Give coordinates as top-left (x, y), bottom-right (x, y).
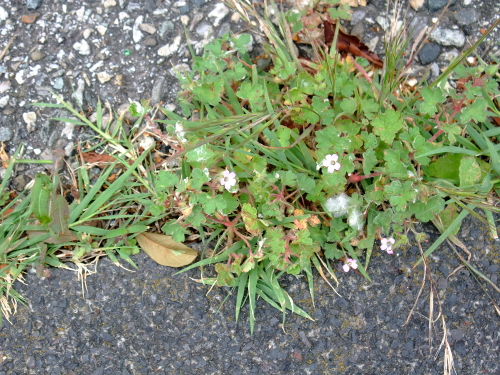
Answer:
top-left (324, 20), bottom-right (383, 68)
top-left (82, 151), bottom-right (117, 165)
top-left (136, 232), bottom-right (198, 267)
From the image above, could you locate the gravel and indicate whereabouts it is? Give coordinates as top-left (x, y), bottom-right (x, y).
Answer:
top-left (1, 0), bottom-right (500, 374)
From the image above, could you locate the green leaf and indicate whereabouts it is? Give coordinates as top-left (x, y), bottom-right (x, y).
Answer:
top-left (340, 97), bottom-right (357, 114)
top-left (156, 171), bottom-right (179, 189)
top-left (419, 87), bottom-right (446, 115)
top-left (192, 81), bottom-right (224, 106)
top-left (372, 109), bottom-right (404, 145)
top-left (48, 195), bottom-right (70, 236)
top-left (460, 98), bottom-right (488, 124)
top-left (190, 168), bottom-right (211, 190)
top-left (459, 156), bottom-right (482, 186)
top-left (241, 203), bottom-right (264, 236)
top-left (410, 195), bottom-right (445, 222)
top-left (428, 153), bottom-right (463, 181)
top-left (31, 173), bottom-right (53, 225)
top-left (362, 148), bottom-right (378, 176)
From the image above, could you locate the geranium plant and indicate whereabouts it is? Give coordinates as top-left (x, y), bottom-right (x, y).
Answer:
top-left (145, 0), bottom-right (500, 332)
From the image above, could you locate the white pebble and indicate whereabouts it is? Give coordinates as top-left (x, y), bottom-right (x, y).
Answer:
top-left (0, 95), bottom-right (9, 108)
top-left (158, 35), bottom-right (181, 57)
top-left (103, 0), bottom-right (117, 8)
top-left (96, 25), bottom-right (107, 35)
top-left (0, 6), bottom-right (9, 21)
top-left (133, 16), bottom-right (144, 43)
top-left (73, 40), bottom-right (91, 55)
top-left (23, 112), bottom-right (37, 132)
top-left (208, 3), bottom-right (230, 27)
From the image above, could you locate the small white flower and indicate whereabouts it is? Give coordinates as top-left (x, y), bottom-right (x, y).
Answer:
top-left (221, 170), bottom-right (237, 191)
top-left (325, 192), bottom-right (351, 217)
top-left (343, 258), bottom-right (358, 272)
top-left (321, 154), bottom-right (341, 173)
top-left (381, 237), bottom-right (395, 254)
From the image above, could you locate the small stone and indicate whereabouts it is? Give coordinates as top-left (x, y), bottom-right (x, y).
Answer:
top-left (231, 13), bottom-right (240, 22)
top-left (13, 175), bottom-right (28, 191)
top-left (23, 112), bottom-right (37, 132)
top-left (26, 0), bottom-right (42, 10)
top-left (52, 77), bottom-right (64, 90)
top-left (96, 25), bottom-right (107, 35)
top-left (15, 70), bottom-right (25, 85)
top-left (406, 78), bottom-right (418, 87)
top-left (103, 0), bottom-right (117, 8)
top-left (217, 23), bottom-right (231, 38)
top-left (192, 0), bottom-right (206, 7)
top-left (0, 80), bottom-right (10, 93)
top-left (366, 36), bottom-right (379, 52)
top-left (133, 16), bottom-right (144, 43)
top-left (30, 50), bottom-right (44, 61)
top-left (139, 23), bottom-right (156, 34)
top-left (430, 62), bottom-right (440, 79)
top-left (350, 10), bottom-right (366, 26)
top-left (196, 23), bottom-right (212, 38)
top-left (143, 36), bottom-right (157, 47)
top-left (73, 40), bottom-right (91, 55)
top-left (430, 27), bottom-right (465, 47)
top-left (97, 72), bottom-right (112, 83)
top-left (21, 13), bottom-right (38, 24)
top-left (428, 0), bottom-right (456, 13)
top-left (350, 22), bottom-right (364, 40)
top-left (418, 43), bottom-right (441, 64)
top-left (466, 56), bottom-right (476, 65)
top-left (158, 35), bottom-right (181, 57)
top-left (0, 96), bottom-right (9, 108)
top-left (454, 9), bottom-right (478, 26)
top-left (408, 16), bottom-right (428, 41)
top-left (127, 3), bottom-right (141, 11)
top-left (151, 76), bottom-right (165, 105)
top-left (61, 122), bottom-right (75, 139)
top-left (83, 28), bottom-right (93, 39)
top-left (410, 0), bottom-right (425, 11)
top-left (114, 74), bottom-right (125, 86)
top-left (208, 3), bottom-right (230, 27)
top-left (0, 127), bottom-right (13, 141)
top-left (441, 49), bottom-right (459, 62)
top-left (0, 6), bottom-right (8, 21)
top-left (119, 12), bottom-right (129, 21)
top-left (375, 16), bottom-right (390, 31)
top-left (158, 21), bottom-right (174, 38)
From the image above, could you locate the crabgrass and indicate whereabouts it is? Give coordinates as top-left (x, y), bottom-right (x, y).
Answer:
top-left (1, 1), bottom-right (500, 373)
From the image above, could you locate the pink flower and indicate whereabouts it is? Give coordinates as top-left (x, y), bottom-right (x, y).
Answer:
top-left (380, 237), bottom-right (395, 254)
top-left (343, 258), bottom-right (358, 272)
top-left (221, 170), bottom-right (237, 190)
top-left (321, 154), bottom-right (341, 173)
